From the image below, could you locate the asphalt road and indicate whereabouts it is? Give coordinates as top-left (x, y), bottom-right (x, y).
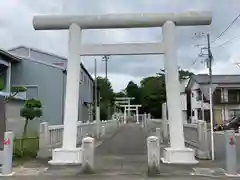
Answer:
top-left (213, 132), bottom-right (240, 164)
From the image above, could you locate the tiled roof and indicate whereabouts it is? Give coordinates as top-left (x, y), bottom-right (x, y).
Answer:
top-left (192, 74), bottom-right (240, 84)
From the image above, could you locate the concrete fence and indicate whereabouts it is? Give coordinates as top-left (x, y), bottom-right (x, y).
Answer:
top-left (183, 123), bottom-right (198, 147)
top-left (183, 121), bottom-right (210, 159)
top-left (38, 119), bottom-right (118, 158)
top-left (146, 119), bottom-right (210, 159)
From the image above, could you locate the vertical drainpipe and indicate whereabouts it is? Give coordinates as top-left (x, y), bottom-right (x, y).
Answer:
top-left (61, 69), bottom-right (66, 124)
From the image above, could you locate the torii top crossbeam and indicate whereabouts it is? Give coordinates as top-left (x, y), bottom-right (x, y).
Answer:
top-left (115, 97), bottom-right (135, 100)
top-left (33, 12), bottom-right (211, 30)
top-left (120, 105), bottom-right (142, 107)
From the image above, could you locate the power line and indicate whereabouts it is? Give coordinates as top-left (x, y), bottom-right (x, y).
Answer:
top-left (211, 13), bottom-right (240, 44)
top-left (191, 56), bottom-right (200, 67)
top-left (194, 13), bottom-right (240, 47)
top-left (191, 14), bottom-right (240, 69)
top-left (213, 36), bottom-right (236, 48)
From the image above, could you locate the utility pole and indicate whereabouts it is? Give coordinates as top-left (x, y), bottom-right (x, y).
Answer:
top-left (207, 33), bottom-right (215, 160)
top-left (94, 58), bottom-right (101, 137)
top-left (102, 55), bottom-right (109, 81)
top-left (102, 55), bottom-right (110, 120)
top-left (94, 58), bottom-right (97, 115)
top-left (196, 32), bottom-right (215, 160)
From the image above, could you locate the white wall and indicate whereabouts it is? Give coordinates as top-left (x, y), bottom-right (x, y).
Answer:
top-left (163, 79), bottom-right (189, 123)
top-left (190, 82), bottom-right (240, 123)
top-left (5, 100), bottom-right (39, 137)
top-left (181, 94), bottom-right (187, 111)
top-left (190, 81), bottom-right (210, 123)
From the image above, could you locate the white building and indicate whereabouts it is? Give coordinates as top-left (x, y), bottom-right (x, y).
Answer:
top-left (186, 74), bottom-right (240, 124)
top-left (162, 77), bottom-right (189, 123)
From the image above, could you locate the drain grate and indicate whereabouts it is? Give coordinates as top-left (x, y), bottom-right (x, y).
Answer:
top-left (192, 168), bottom-right (226, 177)
top-left (13, 167), bottom-right (48, 176)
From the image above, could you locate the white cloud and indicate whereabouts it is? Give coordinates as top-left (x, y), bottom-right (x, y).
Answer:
top-left (97, 73), bottom-right (142, 92)
top-left (1, 0), bottom-right (240, 91)
top-left (195, 60), bottom-right (240, 75)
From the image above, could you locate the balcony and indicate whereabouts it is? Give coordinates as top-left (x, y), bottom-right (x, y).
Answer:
top-left (214, 98), bottom-right (240, 104)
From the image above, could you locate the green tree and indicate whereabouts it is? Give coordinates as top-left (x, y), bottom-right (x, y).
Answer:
top-left (114, 69), bottom-right (194, 118)
top-left (140, 76), bottom-right (166, 118)
top-left (97, 77), bottom-right (114, 103)
top-left (4, 86), bottom-right (26, 102)
top-left (158, 68), bottom-right (194, 80)
top-left (0, 86), bottom-right (26, 137)
top-left (125, 81), bottom-right (142, 105)
top-left (96, 77), bottom-right (114, 120)
top-left (20, 99), bottom-right (42, 137)
top-left (114, 90), bottom-right (126, 98)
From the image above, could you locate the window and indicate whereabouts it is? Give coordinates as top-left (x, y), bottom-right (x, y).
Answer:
top-left (213, 89), bottom-right (222, 103)
top-left (26, 86), bottom-right (38, 99)
top-left (84, 75), bottom-right (86, 84)
top-left (228, 89), bottom-right (240, 103)
top-left (0, 72), bottom-right (6, 91)
top-left (197, 108), bottom-right (202, 120)
top-left (192, 110), bottom-right (195, 116)
top-left (12, 85), bottom-right (38, 100)
top-left (80, 71), bottom-right (83, 82)
top-left (196, 89), bottom-right (201, 101)
top-left (229, 109), bottom-right (240, 118)
top-left (197, 108), bottom-right (210, 122)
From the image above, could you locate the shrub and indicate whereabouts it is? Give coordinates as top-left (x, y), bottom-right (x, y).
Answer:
top-left (13, 136), bottom-right (39, 159)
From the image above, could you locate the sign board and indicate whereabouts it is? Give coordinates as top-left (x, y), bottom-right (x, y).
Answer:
top-left (199, 84), bottom-right (218, 101)
top-left (2, 131), bottom-right (14, 175)
top-left (4, 135), bottom-right (10, 145)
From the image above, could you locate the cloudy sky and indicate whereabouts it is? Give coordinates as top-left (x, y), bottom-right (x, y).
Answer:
top-left (1, 0), bottom-right (240, 92)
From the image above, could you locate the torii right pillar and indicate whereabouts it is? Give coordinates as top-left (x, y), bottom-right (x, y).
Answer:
top-left (161, 21), bottom-right (198, 164)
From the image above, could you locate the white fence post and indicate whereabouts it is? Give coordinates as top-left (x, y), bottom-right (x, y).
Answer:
top-left (147, 136), bottom-right (160, 175)
top-left (38, 122), bottom-right (50, 158)
top-left (82, 137), bottom-right (95, 173)
top-left (156, 128), bottom-right (162, 144)
top-left (162, 102), bottom-right (169, 142)
top-left (101, 125), bottom-right (106, 137)
top-left (1, 131), bottom-right (14, 176)
top-left (196, 120), bottom-right (210, 159)
top-left (144, 113), bottom-right (147, 128)
top-left (162, 120), bottom-right (169, 142)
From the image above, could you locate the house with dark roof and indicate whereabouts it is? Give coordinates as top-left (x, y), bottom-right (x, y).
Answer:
top-left (0, 46), bottom-right (94, 131)
top-left (162, 78), bottom-right (189, 124)
top-left (186, 74), bottom-right (240, 124)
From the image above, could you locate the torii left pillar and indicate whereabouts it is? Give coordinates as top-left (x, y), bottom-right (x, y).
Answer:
top-left (49, 23), bottom-right (82, 165)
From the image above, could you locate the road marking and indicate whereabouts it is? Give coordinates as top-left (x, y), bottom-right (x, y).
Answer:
top-left (214, 131), bottom-right (240, 136)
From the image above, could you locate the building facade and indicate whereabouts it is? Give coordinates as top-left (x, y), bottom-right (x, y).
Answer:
top-left (186, 74), bottom-right (240, 124)
top-left (7, 46), bottom-right (94, 125)
top-left (162, 78), bottom-right (188, 123)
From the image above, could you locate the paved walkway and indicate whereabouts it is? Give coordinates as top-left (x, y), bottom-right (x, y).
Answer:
top-left (7, 123), bottom-right (240, 179)
top-left (94, 123), bottom-right (147, 175)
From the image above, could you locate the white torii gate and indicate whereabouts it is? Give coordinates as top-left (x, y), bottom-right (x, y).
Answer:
top-left (115, 97), bottom-right (134, 116)
top-left (33, 11), bottom-right (211, 165)
top-left (120, 104), bottom-right (142, 124)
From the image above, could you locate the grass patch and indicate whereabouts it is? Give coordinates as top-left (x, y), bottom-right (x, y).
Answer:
top-left (13, 136), bottom-right (39, 161)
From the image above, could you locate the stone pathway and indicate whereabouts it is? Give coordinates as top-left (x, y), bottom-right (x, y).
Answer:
top-left (94, 123), bottom-right (147, 175)
top-left (6, 123), bottom-right (240, 179)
